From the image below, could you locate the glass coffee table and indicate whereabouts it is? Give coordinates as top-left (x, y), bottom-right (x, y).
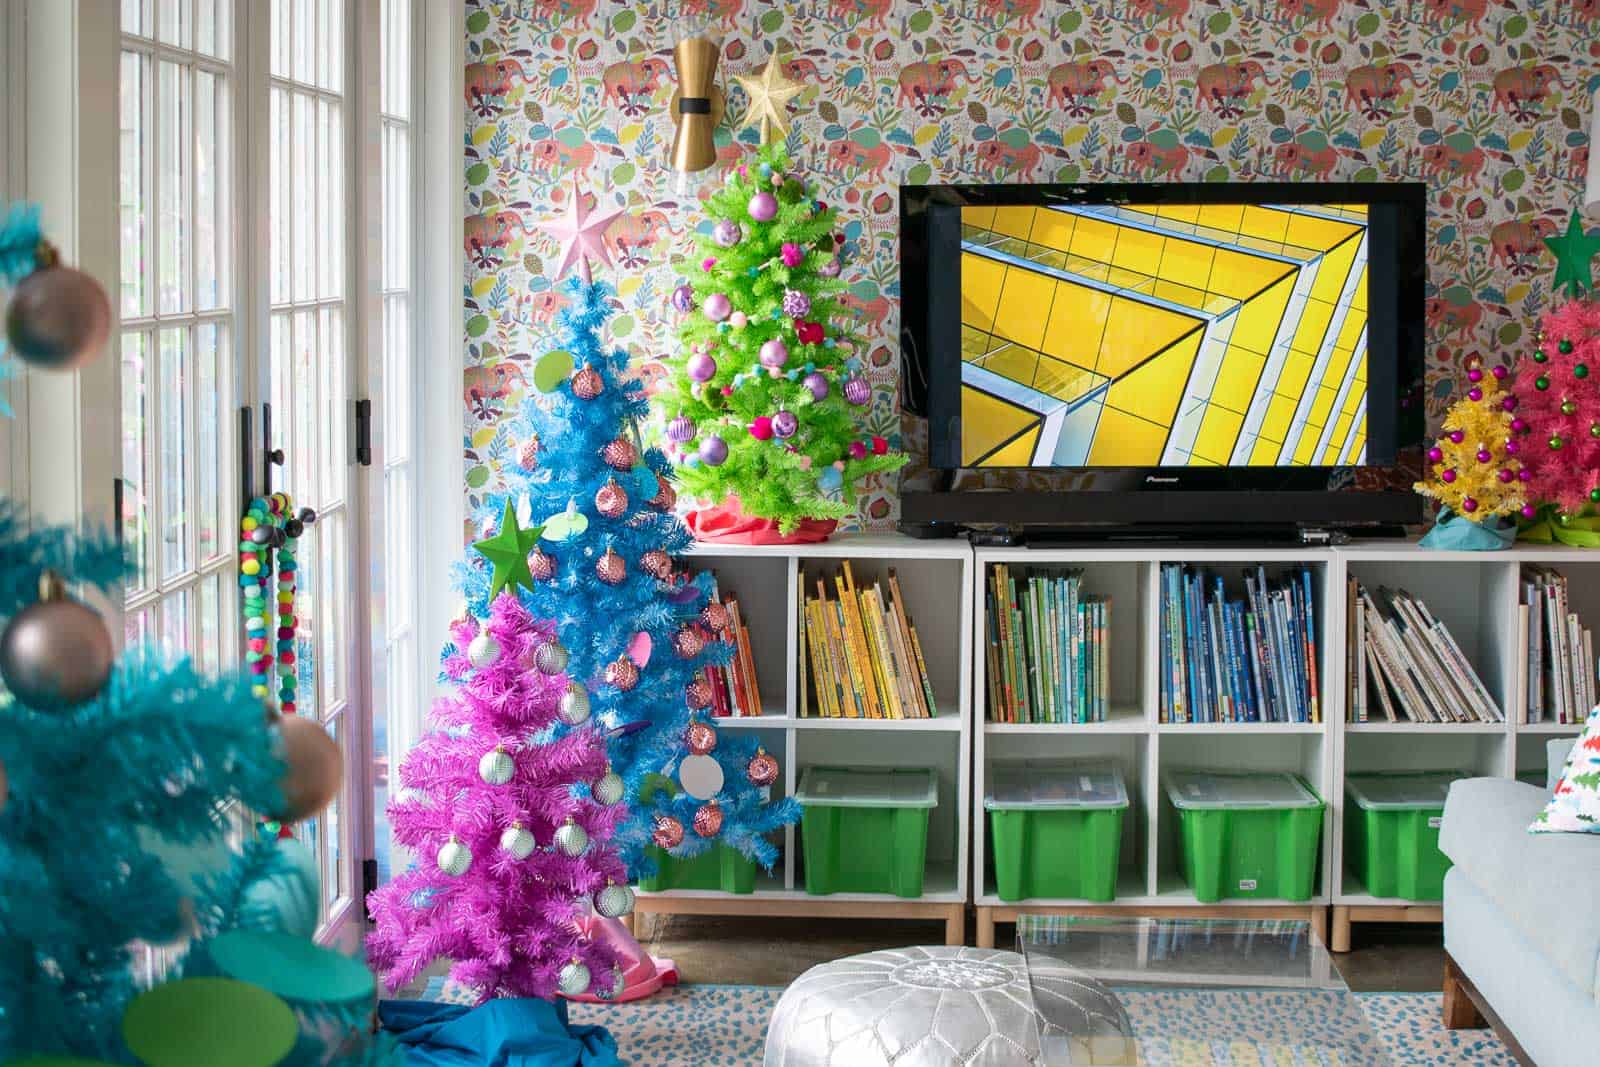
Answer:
top-left (1017, 916), bottom-right (1392, 1066)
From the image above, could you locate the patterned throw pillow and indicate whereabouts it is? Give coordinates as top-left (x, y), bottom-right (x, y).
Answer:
top-left (1531, 705), bottom-right (1600, 833)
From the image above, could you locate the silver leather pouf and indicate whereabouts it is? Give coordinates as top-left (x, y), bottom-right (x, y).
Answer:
top-left (763, 945), bottom-right (1134, 1066)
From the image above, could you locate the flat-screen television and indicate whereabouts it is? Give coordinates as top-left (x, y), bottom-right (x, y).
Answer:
top-left (899, 182), bottom-right (1428, 534)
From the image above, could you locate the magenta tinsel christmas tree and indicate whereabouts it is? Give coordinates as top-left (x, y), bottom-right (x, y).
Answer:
top-left (1508, 299), bottom-right (1600, 515)
top-left (366, 592), bottom-right (629, 1002)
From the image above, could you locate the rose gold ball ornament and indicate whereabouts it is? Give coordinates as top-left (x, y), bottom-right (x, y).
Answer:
top-left (693, 801), bottom-right (724, 837)
top-left (529, 546), bottom-right (556, 582)
top-left (272, 714), bottom-right (345, 823)
top-left (595, 479), bottom-right (628, 519)
top-left (640, 550), bottom-right (673, 581)
top-left (601, 437), bottom-right (638, 471)
top-left (0, 570), bottom-right (114, 708)
top-left (571, 364), bottom-right (604, 400)
top-left (4, 251), bottom-right (112, 370)
top-left (652, 814), bottom-right (685, 849)
top-left (517, 436), bottom-right (541, 472)
top-left (685, 677), bottom-right (713, 709)
top-left (685, 719), bottom-right (718, 755)
top-left (596, 548), bottom-right (627, 585)
top-left (700, 601), bottom-right (731, 633)
top-left (747, 748), bottom-right (780, 787)
top-left (605, 655), bottom-right (640, 691)
top-left (673, 626), bottom-right (705, 659)
top-left (648, 474), bottom-right (677, 511)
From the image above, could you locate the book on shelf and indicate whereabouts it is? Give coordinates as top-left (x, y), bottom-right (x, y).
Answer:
top-left (983, 565), bottom-right (1110, 723)
top-left (799, 564), bottom-right (937, 720)
top-left (696, 576), bottom-right (763, 717)
top-left (1521, 566), bottom-right (1597, 724)
top-left (1159, 563), bottom-right (1319, 724)
top-left (1347, 581), bottom-right (1502, 723)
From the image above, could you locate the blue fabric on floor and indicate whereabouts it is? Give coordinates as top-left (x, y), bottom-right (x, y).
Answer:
top-left (378, 997), bottom-right (620, 1067)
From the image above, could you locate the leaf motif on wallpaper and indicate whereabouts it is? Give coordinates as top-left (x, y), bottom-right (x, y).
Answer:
top-left (818, 100), bottom-right (839, 124)
top-left (1413, 106), bottom-right (1434, 128)
top-left (1265, 103), bottom-right (1286, 126)
top-left (1115, 103), bottom-right (1137, 126)
top-left (968, 102), bottom-right (987, 123)
top-left (1561, 108), bottom-right (1583, 131)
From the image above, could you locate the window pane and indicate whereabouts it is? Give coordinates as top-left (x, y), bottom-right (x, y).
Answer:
top-left (198, 571), bottom-right (221, 674)
top-left (320, 305), bottom-right (344, 506)
top-left (320, 0), bottom-right (343, 93)
top-left (123, 0), bottom-right (151, 35)
top-left (381, 125), bottom-right (409, 292)
top-left (269, 88), bottom-right (288, 304)
top-left (158, 328), bottom-right (190, 580)
top-left (126, 604), bottom-right (154, 649)
top-left (384, 464), bottom-right (412, 632)
top-left (157, 0), bottom-right (190, 48)
top-left (292, 309), bottom-right (315, 498)
top-left (195, 70), bottom-right (230, 312)
top-left (318, 101), bottom-right (343, 301)
top-left (196, 0), bottom-right (229, 59)
top-left (269, 311), bottom-right (290, 461)
top-left (270, 0), bottom-right (291, 78)
top-left (293, 522), bottom-right (318, 720)
top-left (156, 60), bottom-right (190, 316)
top-left (196, 323), bottom-right (223, 561)
top-left (119, 53), bottom-right (148, 318)
top-left (159, 587), bottom-right (191, 660)
top-left (293, 0), bottom-right (313, 85)
top-left (319, 510), bottom-right (344, 707)
top-left (383, 293), bottom-right (410, 461)
top-left (381, 0), bottom-right (410, 119)
top-left (322, 712), bottom-right (342, 905)
top-left (293, 92), bottom-right (312, 303)
top-left (295, 804), bottom-right (321, 918)
top-left (121, 332), bottom-right (150, 593)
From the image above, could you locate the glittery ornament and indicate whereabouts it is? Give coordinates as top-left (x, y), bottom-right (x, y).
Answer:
top-left (685, 720), bottom-right (718, 755)
top-left (595, 480), bottom-right (628, 519)
top-left (652, 814), bottom-right (685, 849)
top-left (500, 823), bottom-right (536, 859)
top-left (674, 627), bottom-right (705, 659)
top-left (602, 437), bottom-right (638, 470)
top-left (773, 410), bottom-right (798, 438)
top-left (1462, 497), bottom-right (1479, 513)
top-left (687, 351), bottom-right (718, 381)
top-left (819, 257), bottom-right (841, 277)
top-left (558, 959), bottom-right (591, 996)
top-left (759, 339), bottom-right (789, 368)
top-left (667, 415), bottom-right (697, 443)
top-left (686, 677), bottom-right (713, 708)
top-left (592, 769), bottom-right (624, 806)
top-left (693, 801), bottom-right (724, 837)
top-left (699, 435), bottom-right (728, 466)
top-left (467, 632), bottom-right (501, 669)
top-left (572, 365), bottom-right (604, 400)
top-left (649, 475), bottom-right (677, 511)
top-left (478, 747), bottom-right (515, 785)
top-left (713, 219), bottom-right (742, 247)
top-left (595, 881), bottom-right (635, 919)
top-left (701, 601), bottom-right (730, 631)
top-left (437, 838), bottom-right (472, 877)
top-left (782, 289), bottom-right (811, 317)
top-left (596, 548), bottom-right (627, 585)
top-left (843, 376), bottom-right (871, 406)
top-left (802, 372), bottom-right (829, 401)
top-left (559, 681), bottom-right (591, 725)
top-left (534, 640), bottom-right (570, 675)
top-left (670, 284), bottom-right (695, 313)
top-left (606, 655), bottom-right (640, 690)
top-left (598, 970), bottom-right (626, 1001)
top-left (703, 292), bottom-right (731, 322)
top-left (518, 437), bottom-right (541, 472)
top-left (554, 818), bottom-right (589, 857)
top-left (748, 191), bottom-right (778, 222)
top-left (529, 547), bottom-right (556, 582)
top-left (640, 550), bottom-right (673, 580)
top-left (747, 748), bottom-right (780, 787)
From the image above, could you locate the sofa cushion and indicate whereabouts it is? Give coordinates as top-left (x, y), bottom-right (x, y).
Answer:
top-left (1534, 706), bottom-right (1600, 832)
top-left (1442, 777), bottom-right (1600, 1000)
top-left (1552, 737), bottom-right (1577, 792)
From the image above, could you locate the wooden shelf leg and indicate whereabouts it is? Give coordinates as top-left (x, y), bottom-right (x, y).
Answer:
top-left (1308, 905), bottom-right (1328, 947)
top-left (1443, 955), bottom-right (1486, 1030)
top-left (975, 907), bottom-right (995, 950)
top-left (1329, 905), bottom-right (1351, 953)
top-left (619, 911), bottom-right (635, 937)
top-left (945, 904), bottom-right (965, 947)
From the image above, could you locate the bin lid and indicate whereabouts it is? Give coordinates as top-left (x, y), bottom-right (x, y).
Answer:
top-left (984, 760), bottom-right (1128, 811)
top-left (1164, 770), bottom-right (1321, 811)
top-left (796, 767), bottom-right (937, 809)
top-left (1345, 771), bottom-right (1468, 810)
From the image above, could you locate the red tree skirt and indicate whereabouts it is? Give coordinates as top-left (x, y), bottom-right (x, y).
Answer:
top-left (686, 498), bottom-right (838, 545)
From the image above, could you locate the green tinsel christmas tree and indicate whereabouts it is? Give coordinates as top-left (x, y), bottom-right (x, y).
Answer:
top-left (659, 142), bottom-right (904, 535)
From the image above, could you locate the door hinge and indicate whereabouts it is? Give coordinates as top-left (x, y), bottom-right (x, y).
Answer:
top-left (354, 398), bottom-right (372, 467)
top-left (361, 858), bottom-right (379, 918)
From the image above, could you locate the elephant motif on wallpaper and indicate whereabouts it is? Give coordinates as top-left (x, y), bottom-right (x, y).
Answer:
top-left (1046, 60), bottom-right (1124, 118)
top-left (1490, 64), bottom-right (1566, 122)
top-left (1196, 61), bottom-right (1271, 119)
top-left (1488, 219), bottom-right (1559, 276)
top-left (466, 57), bottom-right (535, 118)
top-left (1343, 62), bottom-right (1419, 120)
top-left (897, 58), bottom-right (978, 117)
top-left (601, 57), bottom-right (672, 118)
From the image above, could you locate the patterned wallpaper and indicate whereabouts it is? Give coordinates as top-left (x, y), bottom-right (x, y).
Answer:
top-left (463, 0), bottom-right (1599, 530)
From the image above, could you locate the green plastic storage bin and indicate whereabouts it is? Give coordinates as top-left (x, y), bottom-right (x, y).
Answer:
top-left (637, 844), bottom-right (757, 894)
top-left (797, 767), bottom-right (936, 898)
top-left (1165, 770), bottom-right (1324, 903)
top-left (986, 760), bottom-right (1127, 902)
top-left (1345, 771), bottom-right (1466, 901)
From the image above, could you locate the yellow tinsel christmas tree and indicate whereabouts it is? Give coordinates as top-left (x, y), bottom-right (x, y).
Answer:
top-left (1414, 366), bottom-right (1526, 522)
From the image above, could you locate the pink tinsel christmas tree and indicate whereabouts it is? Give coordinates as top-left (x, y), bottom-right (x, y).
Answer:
top-left (366, 592), bottom-right (629, 1002)
top-left (1508, 299), bottom-right (1600, 515)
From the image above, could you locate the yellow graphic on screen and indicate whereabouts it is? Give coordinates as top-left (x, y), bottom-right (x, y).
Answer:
top-left (959, 203), bottom-right (1369, 467)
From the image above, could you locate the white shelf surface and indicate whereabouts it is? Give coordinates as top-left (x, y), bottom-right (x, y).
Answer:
top-left (638, 860), bottom-right (964, 904)
top-left (1344, 720), bottom-right (1508, 734)
top-left (1157, 721), bottom-right (1326, 734)
top-left (976, 869), bottom-right (1149, 908)
top-left (686, 533), bottom-right (971, 560)
top-left (1517, 720), bottom-right (1586, 734)
top-left (984, 705), bottom-right (1148, 733)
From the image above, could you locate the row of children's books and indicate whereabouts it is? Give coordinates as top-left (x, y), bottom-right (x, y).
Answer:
top-left (983, 566), bottom-right (1110, 724)
top-left (1160, 564), bottom-right (1320, 724)
top-left (799, 564), bottom-right (938, 719)
top-left (1346, 580), bottom-right (1500, 723)
top-left (1521, 565), bottom-right (1596, 724)
top-left (697, 577), bottom-right (763, 717)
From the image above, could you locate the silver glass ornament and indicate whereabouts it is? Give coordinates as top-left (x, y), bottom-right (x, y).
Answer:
top-left (595, 968), bottom-right (626, 1001)
top-left (553, 817), bottom-right (589, 857)
top-left (500, 823), bottom-right (536, 859)
top-left (437, 838), bottom-right (472, 877)
top-left (0, 571), bottom-right (114, 707)
top-left (534, 640), bottom-right (570, 676)
top-left (595, 881), bottom-right (635, 919)
top-left (557, 959), bottom-right (591, 996)
top-left (558, 682), bottom-right (591, 725)
top-left (591, 770), bottom-right (625, 806)
top-left (466, 632), bottom-right (501, 669)
top-left (478, 747), bottom-right (515, 785)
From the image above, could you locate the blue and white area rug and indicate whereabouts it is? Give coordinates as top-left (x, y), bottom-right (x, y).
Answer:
top-left (423, 979), bottom-right (1512, 1066)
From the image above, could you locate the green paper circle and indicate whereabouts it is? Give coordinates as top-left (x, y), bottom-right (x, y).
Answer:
top-left (122, 977), bottom-right (297, 1067)
top-left (206, 930), bottom-right (374, 1007)
top-left (534, 350), bottom-right (576, 393)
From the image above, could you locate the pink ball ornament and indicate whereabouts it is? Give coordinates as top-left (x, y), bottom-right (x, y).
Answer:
top-left (1467, 368), bottom-right (1484, 383)
top-left (699, 435), bottom-right (728, 465)
top-left (749, 416), bottom-right (774, 441)
top-left (667, 415), bottom-right (697, 443)
top-left (1518, 468), bottom-right (1532, 482)
top-left (652, 815), bottom-right (684, 849)
top-left (1522, 503), bottom-right (1538, 519)
top-left (1448, 430), bottom-right (1465, 444)
top-left (1492, 365), bottom-right (1508, 380)
top-left (1512, 417), bottom-right (1527, 432)
top-left (802, 372), bottom-right (829, 401)
top-left (1461, 497), bottom-right (1478, 513)
top-left (712, 219), bottom-right (742, 247)
top-left (703, 292), bottom-right (731, 322)
top-left (1475, 449), bottom-right (1492, 463)
top-left (759, 339), bottom-right (789, 368)
top-left (748, 191), bottom-right (778, 222)
top-left (781, 290), bottom-right (811, 318)
top-left (1440, 468), bottom-right (1457, 483)
top-left (1427, 447), bottom-right (1444, 463)
top-left (747, 748), bottom-right (780, 787)
top-left (729, 311), bottom-right (748, 328)
top-left (670, 285), bottom-right (695, 313)
top-left (1505, 439), bottom-right (1520, 455)
top-left (1502, 396), bottom-right (1519, 412)
top-left (1498, 468), bottom-right (1516, 483)
top-left (819, 257), bottom-right (841, 278)
top-left (687, 351), bottom-right (718, 382)
top-left (693, 801), bottom-right (724, 837)
top-left (848, 440), bottom-right (867, 460)
top-left (1467, 387), bottom-right (1483, 402)
top-left (843, 377), bottom-right (871, 406)
top-left (772, 410), bottom-right (798, 438)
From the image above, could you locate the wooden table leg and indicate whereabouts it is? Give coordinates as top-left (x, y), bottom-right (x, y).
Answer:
top-left (975, 907), bottom-right (996, 949)
top-left (1329, 905), bottom-right (1351, 953)
top-left (945, 904), bottom-right (965, 946)
top-left (1442, 955), bottom-right (1486, 1030)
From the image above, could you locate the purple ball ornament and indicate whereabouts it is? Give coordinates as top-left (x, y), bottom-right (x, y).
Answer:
top-left (1440, 468), bottom-right (1457, 483)
top-left (819, 257), bottom-right (841, 278)
top-left (748, 191), bottom-right (778, 223)
top-left (670, 285), bottom-right (695, 313)
top-left (1505, 439), bottom-right (1520, 456)
top-left (703, 292), bottom-right (731, 322)
top-left (687, 351), bottom-right (718, 382)
top-left (772, 411), bottom-right (798, 438)
top-left (802, 372), bottom-right (830, 401)
top-left (782, 289), bottom-right (811, 318)
top-left (1522, 503), bottom-right (1538, 519)
top-left (1499, 468), bottom-right (1516, 483)
top-left (1461, 497), bottom-right (1478, 513)
top-left (712, 219), bottom-right (743, 247)
top-left (1467, 387), bottom-right (1483, 402)
top-left (759, 339), bottom-right (789, 368)
top-left (667, 415), bottom-right (697, 444)
top-left (699, 435), bottom-right (728, 466)
top-left (1448, 430), bottom-right (1465, 444)
top-left (842, 376), bottom-right (871, 406)
top-left (1475, 449), bottom-right (1492, 463)
top-left (1492, 365), bottom-right (1508, 380)
top-left (1467, 368), bottom-right (1484, 383)
top-left (1427, 447), bottom-right (1443, 463)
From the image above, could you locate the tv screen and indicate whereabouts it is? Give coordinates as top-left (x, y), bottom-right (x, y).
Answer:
top-left (902, 183), bottom-right (1426, 489)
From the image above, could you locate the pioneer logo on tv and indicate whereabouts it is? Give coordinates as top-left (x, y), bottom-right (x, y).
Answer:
top-left (1145, 476), bottom-right (1179, 484)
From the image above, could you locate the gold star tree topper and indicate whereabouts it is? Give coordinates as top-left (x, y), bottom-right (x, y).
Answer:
top-left (736, 56), bottom-right (802, 145)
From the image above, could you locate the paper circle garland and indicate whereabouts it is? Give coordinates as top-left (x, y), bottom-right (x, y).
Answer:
top-left (652, 814), bottom-right (685, 849)
top-left (606, 655), bottom-right (640, 690)
top-left (0, 572), bottom-right (114, 708)
top-left (640, 550), bottom-right (673, 580)
top-left (595, 880), bottom-right (636, 919)
top-left (467, 632), bottom-right (501, 669)
top-left (670, 284), bottom-right (695, 313)
top-left (558, 682), bottom-right (591, 725)
top-left (5, 263), bottom-right (112, 370)
top-left (533, 350), bottom-right (576, 393)
top-left (748, 748), bottom-right (780, 787)
top-left (571, 365), bottom-right (604, 400)
top-left (773, 411), bottom-right (798, 438)
top-left (595, 479), bottom-right (628, 519)
top-left (437, 838), bottom-right (472, 877)
top-left (673, 626), bottom-right (705, 659)
top-left (713, 219), bottom-right (743, 247)
top-left (687, 351), bottom-right (718, 381)
top-left (500, 823), bottom-right (536, 859)
top-left (748, 191), bottom-right (778, 222)
top-left (601, 438), bottom-right (638, 470)
top-left (759, 339), bottom-right (789, 368)
top-left (554, 818), bottom-right (589, 857)
top-left (529, 547), bottom-right (556, 582)
top-left (693, 801), bottom-right (724, 837)
top-left (678, 753), bottom-right (725, 800)
top-left (699, 435), bottom-right (729, 466)
top-left (667, 415), bottom-right (697, 443)
top-left (558, 959), bottom-right (591, 996)
top-left (842, 376), bottom-right (871, 406)
top-left (592, 768), bottom-right (625, 806)
top-left (703, 293), bottom-right (731, 322)
top-left (478, 747), bottom-right (515, 785)
top-left (534, 640), bottom-right (570, 676)
top-left (596, 548), bottom-right (627, 585)
top-left (685, 720), bottom-right (718, 755)
top-left (272, 714), bottom-right (345, 823)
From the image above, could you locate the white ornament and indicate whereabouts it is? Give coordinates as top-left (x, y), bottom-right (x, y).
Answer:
top-left (500, 823), bottom-right (536, 859)
top-left (596, 969), bottom-right (626, 1001)
top-left (557, 959), bottom-right (591, 996)
top-left (478, 747), bottom-right (515, 785)
top-left (534, 640), bottom-right (569, 675)
top-left (558, 682), bottom-right (591, 725)
top-left (678, 753), bottom-right (726, 801)
top-left (467, 632), bottom-right (501, 668)
top-left (437, 838), bottom-right (472, 877)
top-left (595, 881), bottom-right (635, 919)
top-left (553, 818), bottom-right (589, 857)
top-left (592, 770), bottom-right (624, 806)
